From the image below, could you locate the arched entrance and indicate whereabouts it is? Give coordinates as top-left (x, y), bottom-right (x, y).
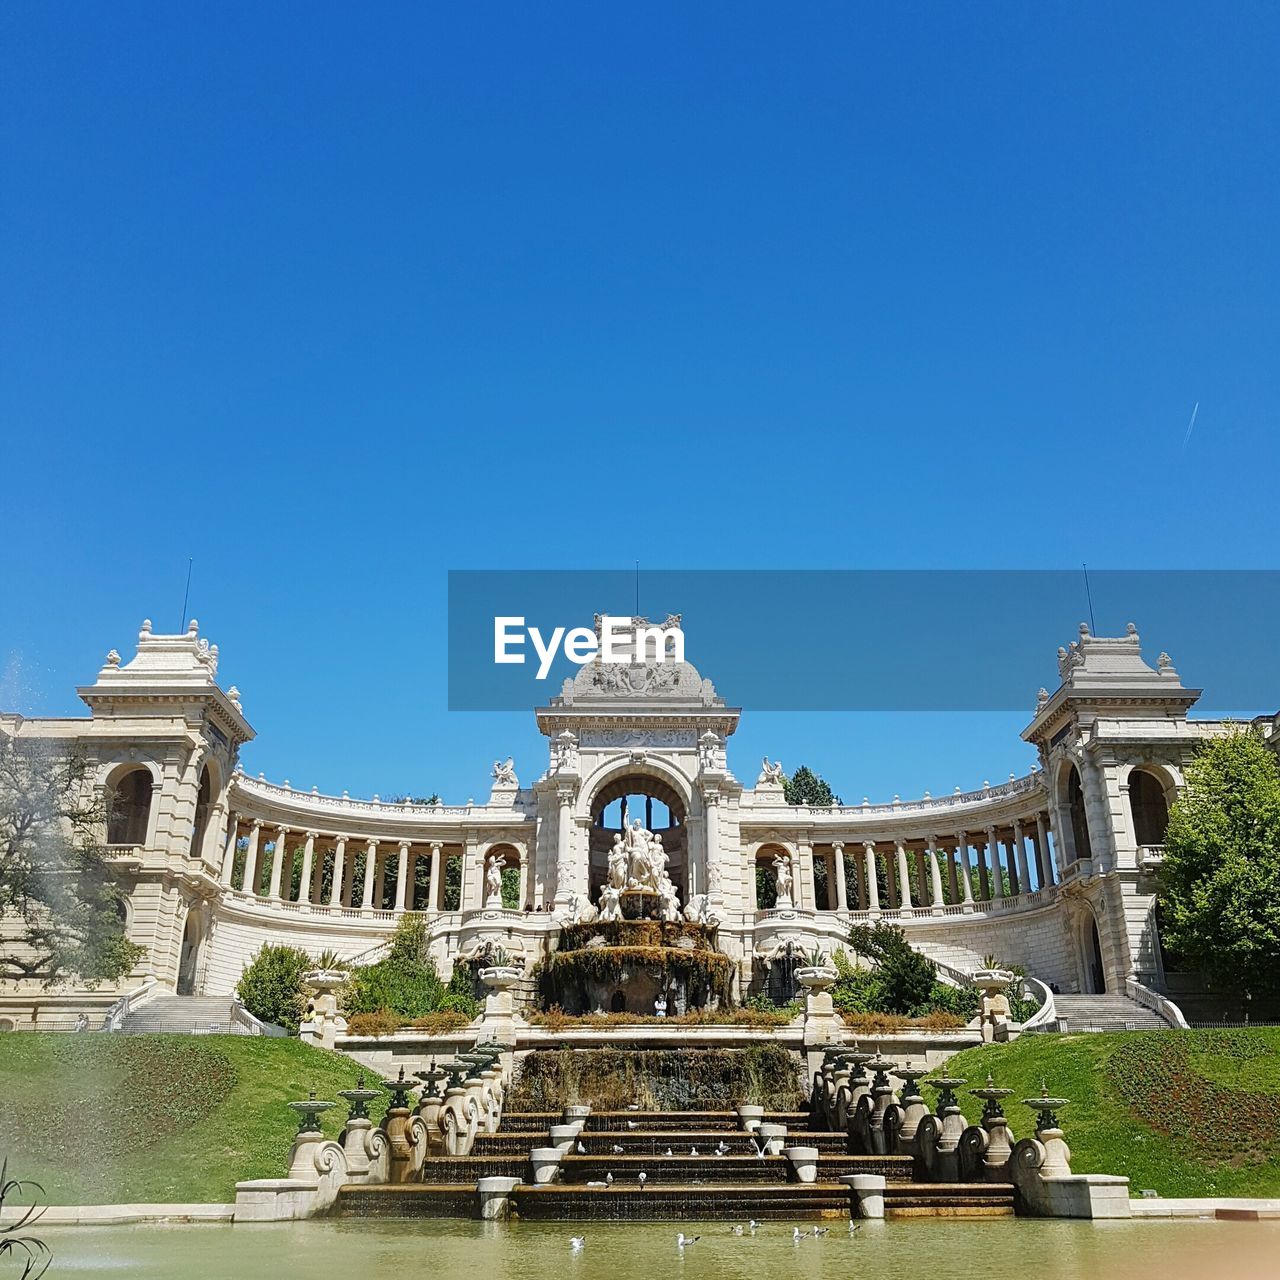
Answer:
top-left (1129, 768), bottom-right (1171, 848)
top-left (177, 907), bottom-right (203, 996)
top-left (1080, 909), bottom-right (1106, 994)
top-left (1066, 765), bottom-right (1093, 863)
top-left (107, 767), bottom-right (153, 846)
top-left (588, 771), bottom-right (688, 904)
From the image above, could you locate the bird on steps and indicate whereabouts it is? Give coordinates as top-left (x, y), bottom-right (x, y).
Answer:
top-left (576, 1140), bottom-right (586, 1154)
top-left (611, 1144), bottom-right (624, 1154)
top-left (638, 1172), bottom-right (647, 1188)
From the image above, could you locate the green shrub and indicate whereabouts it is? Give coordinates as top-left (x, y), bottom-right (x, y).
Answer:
top-left (236, 943), bottom-right (311, 1033)
top-left (343, 915), bottom-right (479, 1020)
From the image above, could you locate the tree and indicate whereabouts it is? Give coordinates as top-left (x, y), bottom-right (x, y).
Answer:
top-left (846, 922), bottom-right (937, 1013)
top-left (1159, 728), bottom-right (1280, 1002)
top-left (0, 736), bottom-right (145, 988)
top-left (783, 765), bottom-right (841, 807)
top-left (236, 943), bottom-right (312, 1033)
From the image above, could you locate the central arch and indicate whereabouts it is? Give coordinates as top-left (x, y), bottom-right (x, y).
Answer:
top-left (583, 758), bottom-right (692, 905)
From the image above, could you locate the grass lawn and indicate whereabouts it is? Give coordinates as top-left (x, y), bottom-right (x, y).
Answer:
top-left (945, 1027), bottom-right (1280, 1199)
top-left (0, 1034), bottom-right (370, 1204)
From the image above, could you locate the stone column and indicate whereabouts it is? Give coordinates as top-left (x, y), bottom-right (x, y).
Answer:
top-left (854, 847), bottom-right (868, 910)
top-left (704, 787), bottom-right (723, 903)
top-left (297, 831), bottom-right (316, 905)
top-left (895, 840), bottom-right (913, 912)
top-left (1013, 821), bottom-right (1030, 894)
top-left (947, 843), bottom-right (960, 903)
top-left (395, 840), bottom-right (411, 912)
top-left (242, 821), bottom-right (262, 894)
top-left (863, 842), bottom-right (880, 915)
top-left (1034, 813), bottom-right (1050, 888)
top-left (957, 834), bottom-right (974, 910)
top-left (927, 836), bottom-right (944, 915)
top-left (833, 842), bottom-right (849, 912)
top-left (361, 839), bottom-right (378, 909)
top-left (428, 841), bottom-right (443, 911)
top-left (219, 817), bottom-right (239, 886)
top-left (797, 838), bottom-right (815, 911)
top-left (310, 840), bottom-right (325, 904)
top-left (267, 828), bottom-right (288, 900)
top-left (517, 849), bottom-right (529, 910)
top-left (976, 830), bottom-right (990, 900)
top-left (554, 786), bottom-right (575, 906)
top-left (987, 826), bottom-right (1003, 899)
top-left (329, 837), bottom-right (347, 908)
top-left (374, 854), bottom-right (387, 910)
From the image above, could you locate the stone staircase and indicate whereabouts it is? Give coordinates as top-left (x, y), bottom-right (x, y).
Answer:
top-left (1052, 994), bottom-right (1168, 1031)
top-left (119, 995), bottom-right (243, 1034)
top-left (330, 1107), bottom-right (1015, 1222)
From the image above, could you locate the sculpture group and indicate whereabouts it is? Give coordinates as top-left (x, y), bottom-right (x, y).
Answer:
top-left (597, 819), bottom-right (683, 923)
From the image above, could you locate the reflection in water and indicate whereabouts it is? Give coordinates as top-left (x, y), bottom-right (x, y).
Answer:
top-left (42, 1217), bottom-right (1280, 1280)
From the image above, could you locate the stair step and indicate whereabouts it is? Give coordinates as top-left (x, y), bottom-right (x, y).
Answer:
top-left (510, 1182), bottom-right (853, 1221)
top-left (335, 1184), bottom-right (478, 1218)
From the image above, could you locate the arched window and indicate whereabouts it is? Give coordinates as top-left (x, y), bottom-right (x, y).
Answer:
top-left (190, 766), bottom-right (212, 858)
top-left (1129, 770), bottom-right (1170, 848)
top-left (107, 768), bottom-right (153, 846)
top-left (1066, 765), bottom-right (1092, 863)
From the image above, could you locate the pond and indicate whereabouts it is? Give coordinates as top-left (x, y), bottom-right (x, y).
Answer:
top-left (39, 1216), bottom-right (1280, 1279)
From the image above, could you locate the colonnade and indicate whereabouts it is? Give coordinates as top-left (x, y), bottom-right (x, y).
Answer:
top-left (760, 812), bottom-right (1057, 914)
top-left (218, 818), bottom-right (457, 913)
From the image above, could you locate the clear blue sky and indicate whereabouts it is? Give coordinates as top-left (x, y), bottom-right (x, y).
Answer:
top-left (2, 4), bottom-right (1277, 804)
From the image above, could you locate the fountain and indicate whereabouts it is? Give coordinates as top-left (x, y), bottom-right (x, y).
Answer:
top-left (337, 1073), bottom-right (386, 1178)
top-left (969, 1073), bottom-right (1017, 1175)
top-left (287, 1089), bottom-right (335, 1135)
top-left (378, 1067), bottom-right (421, 1183)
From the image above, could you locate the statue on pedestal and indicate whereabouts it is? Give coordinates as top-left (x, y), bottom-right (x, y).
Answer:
top-left (773, 853), bottom-right (794, 909)
top-left (608, 834), bottom-right (629, 890)
top-left (484, 853), bottom-right (504, 909)
top-left (598, 885), bottom-right (623, 922)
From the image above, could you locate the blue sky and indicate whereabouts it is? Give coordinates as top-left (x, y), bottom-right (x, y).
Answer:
top-left (2, 4), bottom-right (1277, 804)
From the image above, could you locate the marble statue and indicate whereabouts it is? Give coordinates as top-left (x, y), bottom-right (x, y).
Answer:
top-left (491, 757), bottom-right (517, 786)
top-left (773, 853), bottom-right (794, 908)
top-left (658, 876), bottom-right (682, 923)
top-left (484, 853), bottom-right (504, 908)
top-left (598, 885), bottom-right (623, 922)
top-left (759, 756), bottom-right (784, 783)
top-left (624, 818), bottom-right (658, 890)
top-left (608, 833), bottom-right (629, 890)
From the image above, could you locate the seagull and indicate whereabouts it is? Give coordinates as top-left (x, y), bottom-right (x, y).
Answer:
top-left (576, 1140), bottom-right (586, 1154)
top-left (605, 1172), bottom-right (614, 1186)
top-left (731, 1225), bottom-right (744, 1235)
top-left (848, 1221), bottom-right (861, 1235)
top-left (812, 1227), bottom-right (830, 1237)
top-left (793, 1227), bottom-right (809, 1242)
top-left (611, 1144), bottom-right (624, 1154)
top-left (664, 1147), bottom-right (674, 1157)
top-left (714, 1141), bottom-right (730, 1156)
top-left (750, 1138), bottom-right (765, 1159)
top-left (690, 1146), bottom-right (699, 1156)
top-left (626, 1120), bottom-right (640, 1129)
top-left (638, 1171), bottom-right (647, 1188)
top-left (570, 1236), bottom-right (586, 1252)
top-left (748, 1219), bottom-right (759, 1234)
top-left (676, 1233), bottom-right (700, 1250)
top-left (586, 1180), bottom-right (608, 1187)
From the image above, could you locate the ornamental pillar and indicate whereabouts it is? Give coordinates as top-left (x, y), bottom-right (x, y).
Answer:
top-left (895, 840), bottom-right (913, 912)
top-left (242, 821), bottom-right (262, 894)
top-left (219, 817), bottom-right (239, 886)
top-left (554, 786), bottom-right (575, 907)
top-left (374, 854), bottom-right (387, 910)
top-left (705, 788), bottom-right (723, 902)
top-left (1034, 812), bottom-right (1050, 888)
top-left (863, 842), bottom-right (880, 916)
top-left (986, 826), bottom-right (1002, 900)
top-left (833, 842), bottom-right (849, 912)
top-left (329, 837), bottom-right (347, 908)
top-left (797, 838), bottom-right (815, 911)
top-left (927, 836), bottom-right (944, 914)
top-left (268, 827), bottom-right (288, 900)
top-left (957, 834), bottom-right (974, 910)
top-left (428, 842), bottom-right (442, 911)
top-left (298, 832), bottom-right (316, 906)
top-left (395, 840), bottom-right (411, 912)
top-left (1013, 821), bottom-right (1030, 894)
top-left (361, 839), bottom-right (378, 909)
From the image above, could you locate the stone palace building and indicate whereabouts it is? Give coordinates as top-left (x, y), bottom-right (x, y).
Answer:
top-left (3, 612), bottom-right (1275, 1028)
